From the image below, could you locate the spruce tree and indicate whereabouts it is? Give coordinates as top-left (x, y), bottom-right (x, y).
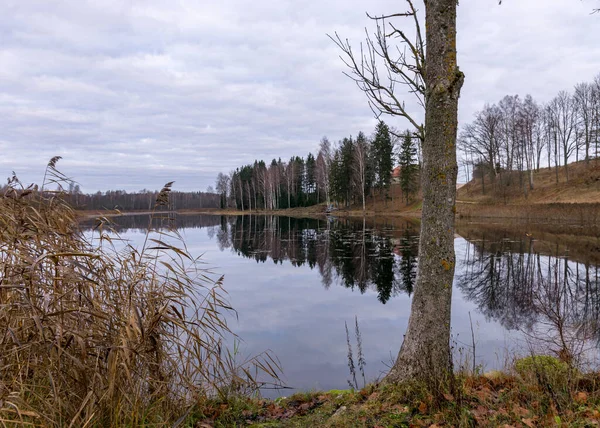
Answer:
top-left (371, 121), bottom-right (394, 200)
top-left (399, 131), bottom-right (418, 205)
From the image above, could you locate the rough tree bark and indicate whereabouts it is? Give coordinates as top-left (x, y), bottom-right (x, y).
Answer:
top-left (384, 0), bottom-right (463, 384)
top-left (332, 0), bottom-right (462, 384)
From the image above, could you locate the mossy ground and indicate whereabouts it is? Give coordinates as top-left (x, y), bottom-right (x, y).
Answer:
top-left (193, 362), bottom-right (600, 427)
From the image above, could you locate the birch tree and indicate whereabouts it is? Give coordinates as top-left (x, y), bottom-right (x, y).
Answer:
top-left (353, 131), bottom-right (370, 213)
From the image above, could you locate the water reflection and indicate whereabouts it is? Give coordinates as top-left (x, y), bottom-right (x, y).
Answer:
top-left (82, 213), bottom-right (600, 390)
top-left (215, 215), bottom-right (600, 362)
top-left (212, 216), bottom-right (419, 304)
top-left (80, 213), bottom-right (222, 233)
top-left (456, 226), bottom-right (600, 363)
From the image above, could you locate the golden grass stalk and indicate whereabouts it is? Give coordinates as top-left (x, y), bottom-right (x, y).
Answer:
top-left (0, 161), bottom-right (281, 426)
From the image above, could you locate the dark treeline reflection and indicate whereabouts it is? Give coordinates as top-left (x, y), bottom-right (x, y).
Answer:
top-left (215, 215), bottom-right (419, 303)
top-left (457, 231), bottom-right (600, 361)
top-left (80, 213), bottom-right (223, 233)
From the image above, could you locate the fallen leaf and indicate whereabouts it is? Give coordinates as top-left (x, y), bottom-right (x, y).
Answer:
top-left (521, 417), bottom-right (536, 428)
top-left (575, 391), bottom-right (588, 403)
top-left (514, 406), bottom-right (530, 417)
top-left (418, 401), bottom-right (428, 413)
top-left (497, 408), bottom-right (509, 416)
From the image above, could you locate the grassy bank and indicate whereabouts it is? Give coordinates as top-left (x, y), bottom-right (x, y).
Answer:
top-left (456, 201), bottom-right (600, 225)
top-left (196, 357), bottom-right (600, 427)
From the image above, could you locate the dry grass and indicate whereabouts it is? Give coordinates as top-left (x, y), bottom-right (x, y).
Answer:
top-left (0, 161), bottom-right (280, 426)
top-left (457, 201), bottom-right (600, 225)
top-left (459, 159), bottom-right (600, 205)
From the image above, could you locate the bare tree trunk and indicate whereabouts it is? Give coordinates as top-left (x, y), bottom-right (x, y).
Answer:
top-left (385, 0), bottom-right (463, 384)
top-left (239, 178), bottom-right (244, 211)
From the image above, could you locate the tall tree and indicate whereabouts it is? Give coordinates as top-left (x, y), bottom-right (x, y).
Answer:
top-left (333, 0), bottom-right (463, 384)
top-left (317, 137), bottom-right (333, 204)
top-left (554, 90), bottom-right (577, 181)
top-left (371, 121), bottom-right (394, 201)
top-left (353, 132), bottom-right (371, 213)
top-left (398, 131), bottom-right (418, 205)
top-left (339, 137), bottom-right (356, 206)
top-left (519, 95), bottom-right (541, 192)
top-left (305, 152), bottom-right (317, 204)
top-left (459, 103), bottom-right (502, 186)
top-left (574, 82), bottom-right (594, 164)
top-left (215, 172), bottom-right (230, 208)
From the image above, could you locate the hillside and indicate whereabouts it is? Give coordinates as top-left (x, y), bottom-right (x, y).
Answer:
top-left (457, 159), bottom-right (600, 205)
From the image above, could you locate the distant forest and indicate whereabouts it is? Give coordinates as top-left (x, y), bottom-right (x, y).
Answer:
top-left (14, 119), bottom-right (420, 212)
top-left (215, 120), bottom-right (421, 212)
top-left (62, 186), bottom-right (221, 211)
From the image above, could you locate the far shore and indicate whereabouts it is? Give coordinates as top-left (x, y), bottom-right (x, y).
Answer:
top-left (75, 199), bottom-right (600, 225)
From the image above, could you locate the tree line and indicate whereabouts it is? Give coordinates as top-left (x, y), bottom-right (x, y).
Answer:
top-left (215, 121), bottom-right (421, 212)
top-left (62, 184), bottom-right (221, 211)
top-left (460, 73), bottom-right (600, 195)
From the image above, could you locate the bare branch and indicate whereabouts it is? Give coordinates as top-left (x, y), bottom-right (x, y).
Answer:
top-left (366, 12), bottom-right (414, 20)
top-left (328, 0), bottom-right (426, 141)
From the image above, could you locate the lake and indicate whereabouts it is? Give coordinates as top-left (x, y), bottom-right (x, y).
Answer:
top-left (83, 214), bottom-right (600, 397)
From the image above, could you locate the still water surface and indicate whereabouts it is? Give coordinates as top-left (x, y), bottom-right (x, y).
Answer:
top-left (85, 214), bottom-right (600, 397)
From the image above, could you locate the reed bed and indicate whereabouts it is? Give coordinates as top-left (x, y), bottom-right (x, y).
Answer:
top-left (0, 160), bottom-right (279, 426)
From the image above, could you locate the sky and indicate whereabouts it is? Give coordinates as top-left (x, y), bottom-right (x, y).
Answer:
top-left (1, 0), bottom-right (599, 192)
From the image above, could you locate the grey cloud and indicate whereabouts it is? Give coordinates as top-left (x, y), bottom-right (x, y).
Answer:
top-left (2, 0), bottom-right (599, 191)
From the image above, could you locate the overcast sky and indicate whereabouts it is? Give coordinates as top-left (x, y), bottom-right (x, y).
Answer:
top-left (2, 0), bottom-right (599, 192)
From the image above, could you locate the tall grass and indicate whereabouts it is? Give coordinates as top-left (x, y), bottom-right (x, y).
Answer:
top-left (0, 161), bottom-right (280, 426)
top-left (345, 316), bottom-right (366, 390)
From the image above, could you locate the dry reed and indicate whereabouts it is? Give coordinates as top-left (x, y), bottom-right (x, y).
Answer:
top-left (0, 161), bottom-right (280, 426)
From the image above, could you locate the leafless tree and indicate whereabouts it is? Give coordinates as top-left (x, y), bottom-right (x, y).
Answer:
top-left (459, 104), bottom-right (502, 183)
top-left (593, 75), bottom-right (600, 160)
top-left (520, 95), bottom-right (541, 191)
top-left (352, 132), bottom-right (370, 213)
top-left (574, 82), bottom-right (595, 164)
top-left (216, 172), bottom-right (230, 208)
top-left (316, 137), bottom-right (332, 206)
top-left (553, 91), bottom-right (577, 181)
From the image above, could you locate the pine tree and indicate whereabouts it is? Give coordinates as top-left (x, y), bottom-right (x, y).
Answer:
top-left (399, 131), bottom-right (418, 205)
top-left (371, 121), bottom-right (394, 201)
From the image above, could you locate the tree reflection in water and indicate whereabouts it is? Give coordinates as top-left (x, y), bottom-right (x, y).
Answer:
top-left (85, 214), bottom-right (600, 365)
top-left (218, 215), bottom-right (419, 304)
top-left (456, 229), bottom-right (600, 365)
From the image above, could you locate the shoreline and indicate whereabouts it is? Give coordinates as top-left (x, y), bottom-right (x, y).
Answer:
top-left (75, 200), bottom-right (600, 224)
